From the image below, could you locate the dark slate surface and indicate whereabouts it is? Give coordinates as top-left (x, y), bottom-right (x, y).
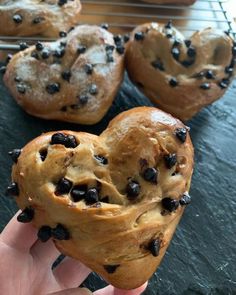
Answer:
top-left (0, 71), bottom-right (236, 295)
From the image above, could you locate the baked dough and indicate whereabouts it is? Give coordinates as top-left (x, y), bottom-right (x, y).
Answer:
top-left (3, 25), bottom-right (125, 125)
top-left (0, 0), bottom-right (81, 37)
top-left (142, 0), bottom-right (196, 4)
top-left (8, 107), bottom-right (194, 289)
top-left (125, 22), bottom-right (236, 121)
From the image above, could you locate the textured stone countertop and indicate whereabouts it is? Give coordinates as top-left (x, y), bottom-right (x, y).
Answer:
top-left (0, 70), bottom-right (236, 294)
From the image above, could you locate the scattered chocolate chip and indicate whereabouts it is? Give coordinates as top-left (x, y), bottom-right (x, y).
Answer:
top-left (41, 49), bottom-right (50, 59)
top-left (17, 84), bottom-right (26, 94)
top-left (184, 40), bottom-right (191, 47)
top-left (61, 70), bottom-right (71, 82)
top-left (71, 185), bottom-right (87, 202)
top-left (230, 58), bottom-right (235, 68)
top-left (103, 265), bottom-right (120, 274)
top-left (169, 78), bottom-right (178, 87)
top-left (85, 188), bottom-right (99, 205)
top-left (179, 192), bottom-right (191, 206)
top-left (173, 39), bottom-right (181, 47)
top-left (113, 35), bottom-right (122, 44)
top-left (0, 66), bottom-right (6, 74)
top-left (89, 84), bottom-right (98, 95)
top-left (46, 83), bottom-right (60, 94)
top-left (58, 0), bottom-right (68, 6)
top-left (17, 207), bottom-right (34, 223)
top-left (100, 23), bottom-right (109, 30)
top-left (6, 182), bottom-right (19, 196)
top-left (14, 76), bottom-right (21, 82)
top-left (59, 31), bottom-right (67, 38)
top-left (13, 14), bottom-right (22, 24)
top-left (123, 34), bottom-right (130, 43)
top-left (134, 32), bottom-right (144, 41)
top-left (187, 46), bottom-right (196, 58)
top-left (165, 31), bottom-right (172, 39)
top-left (35, 42), bottom-right (44, 51)
top-left (107, 53), bottom-right (114, 63)
top-left (143, 168), bottom-right (158, 184)
top-left (148, 239), bottom-right (160, 257)
top-left (116, 45), bottom-right (125, 54)
top-left (52, 224), bottom-right (70, 240)
top-left (200, 83), bottom-right (210, 90)
top-left (60, 41), bottom-right (67, 47)
top-left (6, 54), bottom-right (13, 64)
top-left (38, 226), bottom-right (52, 242)
top-left (126, 181), bottom-right (141, 200)
top-left (94, 155), bottom-right (108, 165)
top-left (66, 135), bottom-right (78, 148)
top-left (165, 20), bottom-right (172, 29)
top-left (55, 178), bottom-right (73, 196)
top-left (175, 128), bottom-right (187, 143)
top-left (171, 47), bottom-right (180, 61)
top-left (77, 45), bottom-right (86, 54)
top-left (101, 196), bottom-right (109, 203)
top-left (162, 197), bottom-right (179, 212)
top-left (84, 63), bottom-right (93, 74)
top-left (78, 94), bottom-right (89, 105)
top-left (218, 80), bottom-right (228, 89)
top-left (105, 45), bottom-right (115, 52)
top-left (31, 52), bottom-right (39, 60)
top-left (164, 154), bottom-right (177, 169)
top-left (152, 60), bottom-right (165, 71)
top-left (32, 16), bottom-right (45, 24)
top-left (51, 132), bottom-right (67, 145)
top-left (232, 46), bottom-right (236, 56)
top-left (8, 149), bottom-right (21, 163)
top-left (53, 48), bottom-right (65, 58)
top-left (225, 66), bottom-right (233, 76)
top-left (39, 148), bottom-right (48, 161)
top-left (19, 42), bottom-right (29, 50)
top-left (181, 59), bottom-right (194, 67)
top-left (205, 70), bottom-right (214, 79)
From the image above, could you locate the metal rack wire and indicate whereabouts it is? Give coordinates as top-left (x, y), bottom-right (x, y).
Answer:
top-left (0, 0), bottom-right (235, 51)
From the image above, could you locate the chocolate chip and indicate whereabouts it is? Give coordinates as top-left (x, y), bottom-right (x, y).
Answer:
top-left (35, 42), bottom-right (44, 51)
top-left (123, 34), bottom-right (130, 43)
top-left (8, 149), bottom-right (21, 163)
top-left (169, 78), bottom-right (178, 87)
top-left (162, 197), bottom-right (179, 212)
top-left (225, 66), bottom-right (234, 76)
top-left (71, 185), bottom-right (87, 202)
top-left (32, 16), bottom-right (45, 24)
top-left (13, 14), bottom-right (22, 24)
top-left (60, 41), bottom-right (67, 47)
top-left (126, 181), bottom-right (141, 200)
top-left (134, 32), bottom-right (144, 41)
top-left (89, 84), bottom-right (98, 95)
top-left (52, 224), bottom-right (70, 240)
top-left (184, 40), bottom-right (191, 47)
top-left (6, 182), bottom-right (19, 196)
top-left (179, 192), bottom-right (191, 206)
top-left (165, 31), bottom-right (172, 39)
top-left (103, 265), bottom-right (120, 274)
top-left (66, 135), bottom-right (78, 148)
top-left (230, 58), bottom-right (235, 68)
top-left (143, 168), bottom-right (158, 184)
top-left (46, 83), bottom-right (60, 94)
top-left (77, 45), bottom-right (87, 54)
top-left (51, 133), bottom-right (67, 145)
top-left (59, 31), bottom-right (67, 38)
top-left (105, 45), bottom-right (115, 52)
top-left (200, 83), bottom-right (210, 90)
top-left (151, 60), bottom-right (165, 71)
top-left (175, 128), bottom-right (187, 143)
top-left (85, 188), bottom-right (99, 205)
top-left (58, 0), bottom-right (68, 6)
top-left (38, 226), bottom-right (52, 242)
top-left (14, 77), bottom-right (21, 82)
top-left (116, 45), bottom-right (125, 54)
top-left (39, 148), bottom-right (48, 161)
top-left (19, 42), bottom-right (29, 50)
top-left (94, 155), bottom-right (108, 165)
top-left (148, 239), bottom-right (160, 257)
top-left (218, 80), bottom-right (228, 89)
top-left (113, 35), bottom-right (122, 44)
top-left (53, 48), bottom-right (65, 58)
top-left (187, 46), bottom-right (196, 58)
top-left (232, 46), bottom-right (236, 57)
top-left (205, 70), bottom-right (214, 79)
top-left (101, 196), bottom-right (109, 203)
top-left (173, 39), bottom-right (181, 47)
top-left (17, 207), bottom-right (34, 223)
top-left (31, 52), bottom-right (39, 60)
top-left (107, 53), bottom-right (114, 63)
top-left (101, 23), bottom-right (109, 30)
top-left (164, 154), bottom-right (177, 169)
top-left (84, 63), bottom-right (93, 74)
top-left (78, 94), bottom-right (89, 105)
top-left (171, 47), bottom-right (180, 61)
top-left (0, 66), bottom-right (6, 74)
top-left (55, 178), bottom-right (73, 196)
top-left (6, 54), bottom-right (13, 64)
top-left (17, 84), bottom-right (26, 94)
top-left (41, 49), bottom-right (50, 59)
top-left (181, 59), bottom-right (194, 67)
top-left (165, 20), bottom-right (172, 29)
top-left (61, 70), bottom-right (71, 82)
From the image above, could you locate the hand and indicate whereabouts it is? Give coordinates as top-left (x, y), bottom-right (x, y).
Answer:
top-left (0, 211), bottom-right (147, 295)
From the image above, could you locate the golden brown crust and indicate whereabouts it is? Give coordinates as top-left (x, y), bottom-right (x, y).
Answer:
top-left (125, 23), bottom-right (236, 121)
top-left (4, 25), bottom-right (125, 125)
top-left (11, 107), bottom-right (194, 289)
top-left (142, 0), bottom-right (196, 4)
top-left (0, 0), bottom-right (81, 37)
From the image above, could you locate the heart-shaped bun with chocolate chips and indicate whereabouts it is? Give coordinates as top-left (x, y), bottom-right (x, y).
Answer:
top-left (0, 0), bottom-right (81, 37)
top-left (7, 107), bottom-right (194, 289)
top-left (125, 22), bottom-right (236, 121)
top-left (142, 0), bottom-right (196, 5)
top-left (4, 25), bottom-right (125, 124)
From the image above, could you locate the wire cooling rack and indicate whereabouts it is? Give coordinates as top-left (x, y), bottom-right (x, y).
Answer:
top-left (0, 0), bottom-right (235, 51)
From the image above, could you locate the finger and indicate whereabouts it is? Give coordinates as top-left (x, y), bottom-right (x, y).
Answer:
top-left (30, 239), bottom-right (60, 265)
top-left (0, 210), bottom-right (37, 252)
top-left (48, 287), bottom-right (92, 295)
top-left (93, 282), bottom-right (148, 295)
top-left (53, 257), bottom-right (91, 288)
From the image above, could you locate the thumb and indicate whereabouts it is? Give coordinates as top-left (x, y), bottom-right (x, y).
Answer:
top-left (48, 287), bottom-right (92, 295)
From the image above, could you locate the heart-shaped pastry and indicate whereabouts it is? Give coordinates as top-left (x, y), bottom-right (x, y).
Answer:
top-left (125, 22), bottom-right (236, 121)
top-left (4, 25), bottom-right (125, 124)
top-left (0, 0), bottom-right (81, 37)
top-left (7, 107), bottom-right (194, 289)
